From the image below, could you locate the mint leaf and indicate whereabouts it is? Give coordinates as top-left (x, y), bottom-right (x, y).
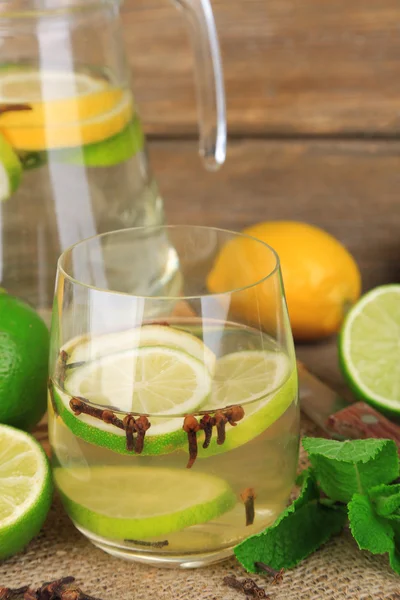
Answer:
top-left (348, 494), bottom-right (394, 554)
top-left (302, 437), bottom-right (399, 502)
top-left (369, 484), bottom-right (400, 517)
top-left (234, 470), bottom-right (347, 572)
top-left (348, 492), bottom-right (400, 576)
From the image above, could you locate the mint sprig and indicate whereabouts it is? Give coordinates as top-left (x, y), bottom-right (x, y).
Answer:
top-left (303, 437), bottom-right (399, 502)
top-left (234, 437), bottom-right (400, 575)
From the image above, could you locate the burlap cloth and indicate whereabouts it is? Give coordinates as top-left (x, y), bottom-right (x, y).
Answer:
top-left (1, 416), bottom-right (399, 600)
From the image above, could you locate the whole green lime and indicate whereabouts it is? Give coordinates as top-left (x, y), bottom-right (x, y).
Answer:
top-left (0, 293), bottom-right (49, 430)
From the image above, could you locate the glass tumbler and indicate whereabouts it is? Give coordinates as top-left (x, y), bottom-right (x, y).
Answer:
top-left (48, 225), bottom-right (300, 568)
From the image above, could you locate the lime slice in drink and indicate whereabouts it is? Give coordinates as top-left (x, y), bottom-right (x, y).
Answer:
top-left (67, 325), bottom-right (216, 374)
top-left (0, 424), bottom-right (53, 559)
top-left (0, 132), bottom-right (22, 201)
top-left (53, 344), bottom-right (212, 456)
top-left (196, 350), bottom-right (296, 458)
top-left (339, 285), bottom-right (400, 417)
top-left (51, 117), bottom-right (145, 167)
top-left (55, 466), bottom-right (235, 540)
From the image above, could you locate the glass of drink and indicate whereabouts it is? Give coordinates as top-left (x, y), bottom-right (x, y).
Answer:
top-left (48, 225), bottom-right (300, 568)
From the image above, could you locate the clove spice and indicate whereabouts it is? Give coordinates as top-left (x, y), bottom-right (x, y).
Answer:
top-left (56, 350), bottom-right (69, 386)
top-left (223, 575), bottom-right (269, 598)
top-left (47, 378), bottom-right (58, 416)
top-left (124, 538), bottom-right (169, 548)
top-left (123, 414), bottom-right (136, 452)
top-left (183, 415), bottom-right (201, 468)
top-left (254, 562), bottom-right (284, 585)
top-left (0, 588), bottom-right (29, 600)
top-left (0, 578), bottom-right (104, 600)
top-left (0, 104), bottom-right (32, 116)
top-left (70, 398), bottom-right (124, 430)
top-left (199, 414), bottom-right (215, 449)
top-left (214, 410), bottom-right (228, 445)
top-left (134, 415), bottom-right (151, 454)
top-left (241, 487), bottom-right (256, 526)
top-left (70, 398), bottom-right (151, 454)
top-left (101, 410), bottom-right (125, 430)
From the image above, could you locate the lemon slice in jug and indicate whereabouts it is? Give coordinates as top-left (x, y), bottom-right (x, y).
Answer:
top-left (0, 67), bottom-right (133, 150)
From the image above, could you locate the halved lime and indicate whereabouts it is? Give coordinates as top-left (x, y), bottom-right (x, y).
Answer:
top-left (0, 132), bottom-right (22, 201)
top-left (54, 344), bottom-right (212, 456)
top-left (55, 466), bottom-right (236, 539)
top-left (339, 285), bottom-right (400, 417)
top-left (0, 424), bottom-right (53, 559)
top-left (197, 350), bottom-right (296, 458)
top-left (67, 325), bottom-right (216, 374)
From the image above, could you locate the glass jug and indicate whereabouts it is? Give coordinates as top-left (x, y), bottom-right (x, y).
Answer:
top-left (0, 0), bottom-right (226, 323)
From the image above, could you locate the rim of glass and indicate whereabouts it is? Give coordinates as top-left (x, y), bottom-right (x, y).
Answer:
top-left (57, 224), bottom-right (281, 300)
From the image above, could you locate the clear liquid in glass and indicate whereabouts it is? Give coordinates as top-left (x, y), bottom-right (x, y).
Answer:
top-left (49, 319), bottom-right (300, 567)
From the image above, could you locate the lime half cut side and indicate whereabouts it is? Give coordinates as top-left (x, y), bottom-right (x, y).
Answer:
top-left (197, 350), bottom-right (296, 458)
top-left (0, 424), bottom-right (53, 559)
top-left (55, 466), bottom-right (236, 540)
top-left (55, 344), bottom-right (212, 456)
top-left (339, 284), bottom-right (400, 417)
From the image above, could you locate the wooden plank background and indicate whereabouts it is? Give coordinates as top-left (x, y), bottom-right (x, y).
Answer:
top-left (121, 0), bottom-right (400, 390)
top-left (122, 0), bottom-right (400, 136)
top-left (152, 139), bottom-right (400, 293)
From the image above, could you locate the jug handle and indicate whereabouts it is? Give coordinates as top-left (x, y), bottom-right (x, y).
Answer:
top-left (173, 0), bottom-right (226, 170)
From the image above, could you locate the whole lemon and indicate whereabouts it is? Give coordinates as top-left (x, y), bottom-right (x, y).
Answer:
top-left (208, 221), bottom-right (361, 341)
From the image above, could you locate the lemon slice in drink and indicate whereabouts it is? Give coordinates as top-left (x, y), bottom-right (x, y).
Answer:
top-left (0, 424), bottom-right (53, 559)
top-left (67, 324), bottom-right (216, 374)
top-left (196, 350), bottom-right (297, 458)
top-left (53, 344), bottom-right (212, 456)
top-left (339, 285), bottom-right (400, 417)
top-left (0, 67), bottom-right (133, 150)
top-left (55, 466), bottom-right (235, 540)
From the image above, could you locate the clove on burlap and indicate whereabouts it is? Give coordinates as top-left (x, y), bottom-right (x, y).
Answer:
top-left (0, 577), bottom-right (104, 600)
top-left (223, 575), bottom-right (270, 598)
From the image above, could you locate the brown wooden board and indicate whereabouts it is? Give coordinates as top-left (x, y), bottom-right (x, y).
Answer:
top-left (151, 138), bottom-right (400, 292)
top-left (122, 0), bottom-right (400, 136)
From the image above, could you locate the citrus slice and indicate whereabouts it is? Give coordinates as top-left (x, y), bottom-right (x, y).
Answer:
top-left (53, 345), bottom-right (212, 456)
top-left (339, 285), bottom-right (400, 417)
top-left (67, 325), bottom-right (216, 374)
top-left (197, 350), bottom-right (296, 457)
top-left (0, 68), bottom-right (107, 103)
top-left (51, 117), bottom-right (145, 167)
top-left (0, 67), bottom-right (133, 150)
top-left (208, 350), bottom-right (289, 407)
top-left (0, 132), bottom-right (22, 201)
top-left (0, 424), bottom-right (53, 559)
top-left (55, 466), bottom-right (235, 540)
